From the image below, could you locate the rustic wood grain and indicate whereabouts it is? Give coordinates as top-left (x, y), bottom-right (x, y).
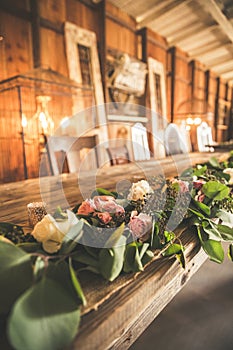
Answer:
top-left (0, 152), bottom-right (229, 349)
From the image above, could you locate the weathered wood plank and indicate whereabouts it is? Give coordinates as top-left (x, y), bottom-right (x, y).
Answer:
top-left (0, 151), bottom-right (229, 350)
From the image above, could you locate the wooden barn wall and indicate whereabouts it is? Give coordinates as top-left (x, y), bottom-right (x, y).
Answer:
top-left (168, 47), bottom-right (191, 123)
top-left (0, 0), bottom-right (232, 183)
top-left (105, 2), bottom-right (137, 57)
top-left (137, 27), bottom-right (169, 119)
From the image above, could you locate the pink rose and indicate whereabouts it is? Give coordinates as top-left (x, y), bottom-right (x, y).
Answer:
top-left (77, 200), bottom-right (95, 215)
top-left (93, 196), bottom-right (125, 215)
top-left (94, 212), bottom-right (112, 224)
top-left (193, 180), bottom-right (206, 190)
top-left (172, 179), bottom-right (189, 193)
top-left (129, 213), bottom-right (152, 239)
top-left (195, 193), bottom-right (205, 203)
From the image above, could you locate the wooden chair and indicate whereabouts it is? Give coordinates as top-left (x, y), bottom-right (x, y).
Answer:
top-left (106, 145), bottom-right (130, 166)
top-left (131, 122), bottom-right (150, 161)
top-left (46, 135), bottom-right (99, 175)
top-left (164, 123), bottom-right (187, 155)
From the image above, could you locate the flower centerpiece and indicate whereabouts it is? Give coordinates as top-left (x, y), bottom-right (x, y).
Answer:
top-left (0, 153), bottom-right (233, 350)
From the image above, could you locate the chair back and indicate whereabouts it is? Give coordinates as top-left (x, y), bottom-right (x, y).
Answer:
top-left (131, 123), bottom-right (150, 161)
top-left (106, 145), bottom-right (130, 166)
top-left (164, 123), bottom-right (187, 155)
top-left (47, 135), bottom-right (99, 175)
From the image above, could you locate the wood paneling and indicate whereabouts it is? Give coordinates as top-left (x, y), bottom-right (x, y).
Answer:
top-left (168, 47), bottom-right (190, 122)
top-left (105, 2), bottom-right (137, 57)
top-left (0, 11), bottom-right (33, 80)
top-left (40, 27), bottom-right (68, 76)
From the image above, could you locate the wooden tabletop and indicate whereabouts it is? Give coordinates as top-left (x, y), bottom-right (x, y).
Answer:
top-left (0, 151), bottom-right (229, 350)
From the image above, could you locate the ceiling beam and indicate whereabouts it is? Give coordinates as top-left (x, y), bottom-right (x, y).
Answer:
top-left (200, 0), bottom-right (233, 43)
top-left (136, 0), bottom-right (175, 24)
top-left (189, 41), bottom-right (232, 58)
top-left (169, 24), bottom-right (219, 46)
top-left (137, 0), bottom-right (192, 28)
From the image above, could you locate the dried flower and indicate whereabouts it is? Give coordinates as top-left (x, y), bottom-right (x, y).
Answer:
top-left (223, 168), bottom-right (233, 184)
top-left (127, 180), bottom-right (153, 201)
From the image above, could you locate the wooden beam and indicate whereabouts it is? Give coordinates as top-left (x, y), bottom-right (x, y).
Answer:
top-left (136, 0), bottom-right (176, 24)
top-left (189, 41), bottom-right (232, 58)
top-left (169, 24), bottom-right (219, 46)
top-left (30, 0), bottom-right (41, 68)
top-left (200, 0), bottom-right (233, 43)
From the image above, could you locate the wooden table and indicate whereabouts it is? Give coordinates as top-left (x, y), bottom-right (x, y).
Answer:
top-left (0, 152), bottom-right (229, 350)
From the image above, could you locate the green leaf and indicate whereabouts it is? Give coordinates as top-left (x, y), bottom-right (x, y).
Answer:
top-left (33, 256), bottom-right (46, 282)
top-left (193, 165), bottom-right (207, 176)
top-left (7, 277), bottom-right (80, 350)
top-left (216, 210), bottom-right (233, 226)
top-left (216, 224), bottom-right (233, 241)
top-left (60, 221), bottom-right (84, 254)
top-left (164, 230), bottom-right (175, 243)
top-left (150, 222), bottom-right (163, 249)
top-left (69, 259), bottom-right (86, 306)
top-left (72, 250), bottom-right (99, 268)
top-left (201, 239), bottom-right (224, 263)
top-left (228, 244), bottom-right (233, 261)
top-left (0, 241), bottom-right (33, 315)
top-left (123, 242), bottom-right (144, 273)
top-left (141, 250), bottom-right (154, 266)
top-left (99, 235), bottom-right (126, 281)
top-left (17, 242), bottom-right (42, 253)
top-left (162, 243), bottom-right (183, 257)
top-left (209, 157), bottom-right (221, 169)
top-left (104, 223), bottom-right (125, 248)
top-left (202, 181), bottom-right (230, 201)
top-left (202, 221), bottom-right (222, 241)
top-left (176, 250), bottom-right (186, 269)
top-left (91, 188), bottom-right (116, 198)
top-left (191, 198), bottom-right (211, 216)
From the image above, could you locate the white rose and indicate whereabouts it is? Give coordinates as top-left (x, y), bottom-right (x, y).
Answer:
top-left (223, 168), bottom-right (233, 185)
top-left (31, 210), bottom-right (79, 254)
top-left (127, 180), bottom-right (153, 201)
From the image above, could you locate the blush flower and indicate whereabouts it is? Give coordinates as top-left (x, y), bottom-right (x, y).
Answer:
top-left (172, 179), bottom-right (190, 193)
top-left (93, 196), bottom-right (125, 215)
top-left (94, 212), bottom-right (112, 224)
top-left (77, 200), bottom-right (95, 215)
top-left (129, 212), bottom-right (152, 239)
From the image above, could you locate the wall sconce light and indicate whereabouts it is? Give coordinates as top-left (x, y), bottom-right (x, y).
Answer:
top-left (34, 95), bottom-right (54, 135)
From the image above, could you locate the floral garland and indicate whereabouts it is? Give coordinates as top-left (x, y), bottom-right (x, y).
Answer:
top-left (0, 152), bottom-right (233, 350)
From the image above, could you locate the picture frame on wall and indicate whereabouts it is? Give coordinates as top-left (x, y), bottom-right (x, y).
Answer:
top-left (64, 21), bottom-right (106, 126)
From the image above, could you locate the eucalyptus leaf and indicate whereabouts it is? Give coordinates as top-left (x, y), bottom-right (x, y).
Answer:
top-left (216, 210), bottom-right (233, 226)
top-left (216, 224), bottom-right (233, 241)
top-left (7, 277), bottom-right (80, 350)
top-left (60, 221), bottom-right (84, 254)
top-left (162, 243), bottom-right (183, 257)
top-left (208, 157), bottom-right (221, 169)
top-left (141, 250), bottom-right (154, 266)
top-left (104, 223), bottom-right (125, 248)
top-left (33, 256), bottom-right (46, 282)
top-left (176, 250), bottom-right (186, 269)
top-left (72, 250), bottom-right (99, 268)
top-left (123, 242), bottom-right (144, 273)
top-left (0, 242), bottom-right (33, 315)
top-left (69, 259), bottom-right (86, 306)
top-left (193, 165), bottom-right (207, 177)
top-left (228, 244), bottom-right (233, 261)
top-left (202, 181), bottom-right (229, 201)
top-left (91, 188), bottom-right (116, 198)
top-left (198, 236), bottom-right (224, 264)
top-left (191, 198), bottom-right (211, 216)
top-left (99, 235), bottom-right (126, 281)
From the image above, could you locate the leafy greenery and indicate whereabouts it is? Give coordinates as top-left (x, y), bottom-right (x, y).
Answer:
top-left (0, 152), bottom-right (233, 349)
